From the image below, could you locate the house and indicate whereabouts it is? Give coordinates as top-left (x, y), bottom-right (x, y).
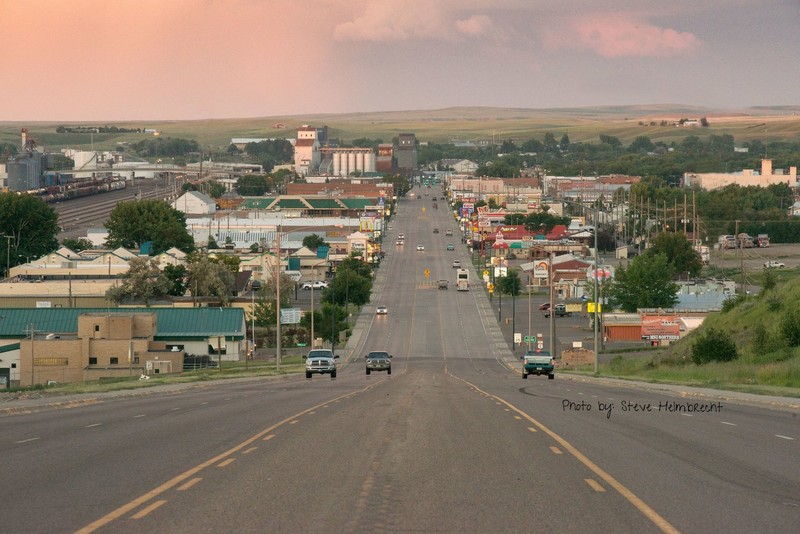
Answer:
top-left (172, 190), bottom-right (217, 215)
top-left (0, 307), bottom-right (247, 387)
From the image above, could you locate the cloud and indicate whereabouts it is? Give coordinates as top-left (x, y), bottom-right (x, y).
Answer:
top-left (333, 2), bottom-right (496, 42)
top-left (542, 13), bottom-right (702, 58)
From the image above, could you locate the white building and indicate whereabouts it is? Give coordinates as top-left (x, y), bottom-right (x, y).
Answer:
top-left (172, 191), bottom-right (217, 215)
top-left (293, 125), bottom-right (321, 177)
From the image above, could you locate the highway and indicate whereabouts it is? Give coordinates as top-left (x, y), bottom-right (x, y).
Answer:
top-left (2, 185), bottom-right (798, 533)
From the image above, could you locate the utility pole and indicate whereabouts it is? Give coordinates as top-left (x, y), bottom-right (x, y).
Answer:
top-left (275, 224), bottom-right (282, 371)
top-left (3, 235), bottom-right (12, 279)
top-left (593, 203), bottom-right (600, 376)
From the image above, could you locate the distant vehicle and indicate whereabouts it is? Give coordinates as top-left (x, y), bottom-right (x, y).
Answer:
top-left (445, 229), bottom-right (453, 236)
top-left (376, 306), bottom-right (388, 315)
top-left (304, 349), bottom-right (339, 379)
top-left (301, 280), bottom-right (328, 290)
top-left (452, 260), bottom-right (461, 269)
top-left (446, 243), bottom-right (455, 251)
top-left (396, 239), bottom-right (404, 246)
top-left (456, 268), bottom-right (469, 291)
top-left (433, 228), bottom-right (439, 233)
top-left (438, 279), bottom-right (449, 290)
top-left (764, 261), bottom-right (785, 268)
top-left (433, 203), bottom-right (438, 209)
top-left (365, 351), bottom-right (392, 375)
top-left (538, 302), bottom-right (551, 311)
top-left (398, 233), bottom-right (405, 240)
top-left (521, 350), bottom-right (555, 379)
top-left (416, 245), bottom-right (425, 251)
top-left (544, 304), bottom-right (571, 318)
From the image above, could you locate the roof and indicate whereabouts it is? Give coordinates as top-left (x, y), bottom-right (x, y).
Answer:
top-left (0, 308), bottom-right (245, 340)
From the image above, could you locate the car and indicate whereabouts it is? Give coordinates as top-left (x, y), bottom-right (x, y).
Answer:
top-left (543, 304), bottom-right (571, 318)
top-left (452, 260), bottom-right (461, 268)
top-left (445, 229), bottom-right (453, 236)
top-left (304, 349), bottom-right (339, 379)
top-left (446, 243), bottom-right (455, 251)
top-left (521, 350), bottom-right (555, 380)
top-left (433, 228), bottom-right (439, 234)
top-left (376, 306), bottom-right (388, 315)
top-left (538, 302), bottom-right (551, 311)
top-left (398, 233), bottom-right (405, 240)
top-left (365, 351), bottom-right (392, 375)
top-left (416, 245), bottom-right (425, 251)
top-left (438, 279), bottom-right (449, 290)
top-left (764, 261), bottom-right (785, 268)
top-left (301, 280), bottom-right (328, 290)
top-left (396, 239), bottom-right (404, 246)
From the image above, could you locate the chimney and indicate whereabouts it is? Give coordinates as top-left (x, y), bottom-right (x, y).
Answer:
top-left (761, 159), bottom-right (772, 176)
top-left (21, 128), bottom-right (27, 149)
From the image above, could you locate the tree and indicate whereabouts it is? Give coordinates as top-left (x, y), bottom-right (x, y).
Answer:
top-left (253, 273), bottom-right (293, 326)
top-left (607, 253), bottom-right (679, 312)
top-left (61, 237), bottom-right (94, 252)
top-left (691, 328), bottom-right (737, 364)
top-left (105, 200), bottom-right (194, 254)
top-left (302, 234), bottom-right (328, 251)
top-left (324, 267), bottom-right (373, 307)
top-left (559, 134), bottom-right (570, 151)
top-left (105, 257), bottom-right (171, 306)
top-left (496, 269), bottom-right (522, 296)
top-left (185, 254), bottom-right (236, 306)
top-left (0, 193), bottom-right (60, 274)
top-left (647, 232), bottom-right (703, 277)
top-left (163, 264), bottom-right (188, 296)
top-left (235, 174), bottom-right (270, 196)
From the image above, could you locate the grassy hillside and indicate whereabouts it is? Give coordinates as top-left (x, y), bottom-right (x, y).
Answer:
top-left (3, 105), bottom-right (800, 153)
top-left (593, 275), bottom-right (800, 395)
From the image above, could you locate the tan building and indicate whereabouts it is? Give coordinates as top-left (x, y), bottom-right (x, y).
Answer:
top-left (683, 159), bottom-right (797, 190)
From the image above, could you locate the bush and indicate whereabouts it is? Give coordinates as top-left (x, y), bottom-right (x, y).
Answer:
top-left (691, 327), bottom-right (738, 364)
top-left (721, 294), bottom-right (748, 313)
top-left (779, 307), bottom-right (800, 347)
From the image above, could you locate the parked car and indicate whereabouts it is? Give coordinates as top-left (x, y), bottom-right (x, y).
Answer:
top-left (543, 304), bottom-right (571, 318)
top-left (365, 351), bottom-right (392, 375)
top-left (304, 349), bottom-right (339, 379)
top-left (301, 280), bottom-right (328, 290)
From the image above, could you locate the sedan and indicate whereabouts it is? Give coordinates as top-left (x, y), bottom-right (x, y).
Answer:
top-left (446, 243), bottom-right (455, 251)
top-left (376, 306), bottom-right (388, 315)
top-left (365, 351), bottom-right (392, 375)
top-left (416, 245), bottom-right (425, 251)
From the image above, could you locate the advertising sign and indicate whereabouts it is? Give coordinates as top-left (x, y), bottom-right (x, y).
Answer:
top-left (533, 260), bottom-right (549, 279)
top-left (641, 316), bottom-right (681, 340)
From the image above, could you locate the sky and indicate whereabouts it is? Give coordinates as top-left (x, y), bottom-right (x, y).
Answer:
top-left (1, 0), bottom-right (798, 121)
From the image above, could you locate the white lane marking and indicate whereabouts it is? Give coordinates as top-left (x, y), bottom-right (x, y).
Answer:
top-left (170, 407), bottom-right (181, 411)
top-left (15, 437), bottom-right (40, 444)
top-left (85, 423), bottom-right (102, 428)
top-left (681, 413), bottom-right (692, 417)
top-left (775, 435), bottom-right (795, 441)
top-left (133, 414), bottom-right (146, 418)
top-left (721, 421), bottom-right (736, 426)
top-left (200, 402), bottom-right (209, 405)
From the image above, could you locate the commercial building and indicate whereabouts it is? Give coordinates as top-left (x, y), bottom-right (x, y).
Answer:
top-left (683, 159), bottom-right (797, 190)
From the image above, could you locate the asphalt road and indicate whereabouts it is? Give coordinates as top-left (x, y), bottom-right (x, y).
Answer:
top-left (2, 185), bottom-right (798, 533)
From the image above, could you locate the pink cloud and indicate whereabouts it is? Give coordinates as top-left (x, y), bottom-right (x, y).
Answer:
top-left (455, 15), bottom-right (494, 37)
top-left (542, 13), bottom-right (701, 58)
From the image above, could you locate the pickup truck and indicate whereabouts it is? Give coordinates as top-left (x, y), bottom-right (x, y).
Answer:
top-left (543, 304), bottom-right (571, 318)
top-left (764, 261), bottom-right (785, 268)
top-left (521, 350), bottom-right (555, 379)
top-left (304, 349), bottom-right (339, 379)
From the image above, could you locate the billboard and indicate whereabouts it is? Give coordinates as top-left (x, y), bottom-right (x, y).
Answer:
top-left (641, 316), bottom-right (681, 340)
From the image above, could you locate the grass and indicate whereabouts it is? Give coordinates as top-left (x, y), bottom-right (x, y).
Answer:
top-left (4, 357), bottom-right (306, 397)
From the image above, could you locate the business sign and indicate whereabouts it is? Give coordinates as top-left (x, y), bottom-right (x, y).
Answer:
top-left (280, 308), bottom-right (302, 325)
top-left (641, 316), bottom-right (681, 340)
top-left (588, 266), bottom-right (614, 281)
top-left (533, 260), bottom-right (549, 279)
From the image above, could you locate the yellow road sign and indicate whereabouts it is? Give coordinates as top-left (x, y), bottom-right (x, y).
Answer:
top-left (424, 269), bottom-right (430, 278)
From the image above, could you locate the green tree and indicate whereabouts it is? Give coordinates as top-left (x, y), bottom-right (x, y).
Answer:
top-left (324, 267), bottom-right (373, 307)
top-left (0, 193), bottom-right (60, 274)
top-left (105, 200), bottom-right (194, 254)
top-left (105, 257), bottom-right (171, 306)
top-left (302, 234), bottom-right (328, 251)
top-left (496, 269), bottom-right (522, 297)
top-left (61, 237), bottom-right (94, 252)
top-left (691, 327), bottom-right (738, 364)
top-left (235, 174), bottom-right (270, 196)
top-left (252, 273), bottom-right (293, 326)
top-left (163, 264), bottom-right (188, 296)
top-left (317, 302), bottom-right (348, 349)
top-left (208, 181), bottom-right (226, 199)
top-left (647, 232), bottom-right (702, 277)
top-left (185, 254), bottom-right (236, 306)
top-left (212, 253), bottom-right (241, 273)
top-left (607, 253), bottom-right (679, 312)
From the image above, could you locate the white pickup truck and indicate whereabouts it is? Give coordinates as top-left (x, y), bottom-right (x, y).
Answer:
top-left (764, 261), bottom-right (785, 268)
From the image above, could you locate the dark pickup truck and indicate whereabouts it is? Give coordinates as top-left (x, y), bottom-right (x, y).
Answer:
top-left (543, 304), bottom-right (572, 318)
top-left (521, 350), bottom-right (555, 379)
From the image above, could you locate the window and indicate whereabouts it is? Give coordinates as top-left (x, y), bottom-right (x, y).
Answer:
top-left (89, 357), bottom-right (97, 365)
top-left (110, 357), bottom-right (119, 365)
top-left (133, 357), bottom-right (139, 364)
top-left (94, 324), bottom-right (100, 332)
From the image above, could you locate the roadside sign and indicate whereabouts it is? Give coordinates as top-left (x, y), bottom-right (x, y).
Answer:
top-left (424, 269), bottom-right (430, 278)
top-left (487, 283), bottom-right (494, 291)
top-left (514, 333), bottom-right (522, 344)
top-left (483, 270), bottom-right (489, 277)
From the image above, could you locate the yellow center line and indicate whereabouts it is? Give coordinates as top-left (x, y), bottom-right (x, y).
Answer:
top-left (549, 446), bottom-right (563, 455)
top-left (447, 372), bottom-right (681, 534)
top-left (585, 478), bottom-right (606, 492)
top-left (217, 458), bottom-right (236, 468)
top-left (176, 478), bottom-right (202, 491)
top-left (242, 447), bottom-right (258, 455)
top-left (130, 500), bottom-right (167, 520)
top-left (75, 386), bottom-right (369, 533)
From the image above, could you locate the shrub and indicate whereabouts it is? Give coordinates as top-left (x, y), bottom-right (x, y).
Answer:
top-left (691, 327), bottom-right (738, 364)
top-left (779, 307), bottom-right (800, 347)
top-left (721, 294), bottom-right (748, 313)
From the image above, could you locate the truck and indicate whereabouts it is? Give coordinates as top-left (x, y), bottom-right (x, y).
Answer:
top-left (543, 304), bottom-right (571, 318)
top-left (520, 350), bottom-right (555, 379)
top-left (456, 268), bottom-right (469, 291)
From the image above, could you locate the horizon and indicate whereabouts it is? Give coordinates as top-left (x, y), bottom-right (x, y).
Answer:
top-left (1, 1), bottom-right (798, 122)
